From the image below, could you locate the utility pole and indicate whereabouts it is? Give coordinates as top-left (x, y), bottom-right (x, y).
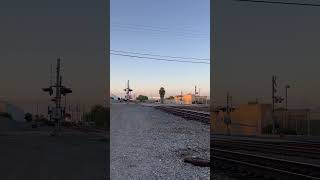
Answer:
top-left (307, 110), bottom-right (310, 136)
top-left (195, 85), bottom-right (197, 104)
top-left (226, 92), bottom-right (229, 114)
top-left (272, 76), bottom-right (276, 134)
top-left (55, 59), bottom-right (62, 132)
top-left (48, 64), bottom-right (53, 122)
top-left (285, 85), bottom-right (290, 129)
top-left (69, 104), bottom-right (71, 121)
top-left (285, 85), bottom-right (290, 111)
top-left (230, 95), bottom-right (233, 111)
top-left (226, 92), bottom-right (231, 135)
top-left (50, 64), bottom-right (53, 86)
top-left (199, 88), bottom-right (201, 104)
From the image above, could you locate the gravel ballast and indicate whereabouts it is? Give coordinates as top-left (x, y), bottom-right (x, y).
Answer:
top-left (111, 103), bottom-right (210, 180)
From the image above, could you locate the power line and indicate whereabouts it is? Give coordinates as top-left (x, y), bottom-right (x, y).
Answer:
top-left (111, 25), bottom-right (207, 36)
top-left (111, 22), bottom-right (208, 35)
top-left (110, 50), bottom-right (210, 61)
top-left (110, 53), bottom-right (210, 64)
top-left (111, 22), bottom-right (208, 40)
top-left (111, 27), bottom-right (208, 40)
top-left (234, 0), bottom-right (320, 7)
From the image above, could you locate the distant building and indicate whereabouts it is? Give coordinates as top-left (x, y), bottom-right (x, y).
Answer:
top-left (212, 103), bottom-right (271, 136)
top-left (174, 95), bottom-right (184, 104)
top-left (274, 108), bottom-right (310, 135)
top-left (149, 96), bottom-right (160, 100)
top-left (212, 102), bottom-right (316, 136)
top-left (174, 93), bottom-right (208, 105)
top-left (147, 97), bottom-right (160, 103)
top-left (0, 100), bottom-right (25, 122)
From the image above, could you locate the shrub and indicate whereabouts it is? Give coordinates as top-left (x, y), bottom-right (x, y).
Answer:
top-left (83, 105), bottom-right (109, 128)
top-left (25, 113), bottom-right (33, 122)
top-left (0, 112), bottom-right (12, 120)
top-left (136, 95), bottom-right (148, 102)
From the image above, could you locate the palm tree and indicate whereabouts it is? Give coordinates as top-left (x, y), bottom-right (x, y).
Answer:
top-left (159, 87), bottom-right (165, 104)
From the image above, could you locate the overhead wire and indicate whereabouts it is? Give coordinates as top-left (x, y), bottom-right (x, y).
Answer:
top-left (111, 22), bottom-right (209, 40)
top-left (110, 52), bottom-right (210, 64)
top-left (234, 0), bottom-right (320, 7)
top-left (110, 50), bottom-right (210, 61)
top-left (111, 27), bottom-right (208, 40)
top-left (111, 21), bottom-right (208, 35)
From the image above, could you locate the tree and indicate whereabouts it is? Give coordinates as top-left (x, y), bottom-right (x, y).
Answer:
top-left (166, 96), bottom-right (174, 100)
top-left (25, 113), bottom-right (33, 122)
top-left (83, 105), bottom-right (109, 128)
top-left (136, 95), bottom-right (148, 102)
top-left (159, 87), bottom-right (166, 104)
top-left (0, 112), bottom-right (12, 120)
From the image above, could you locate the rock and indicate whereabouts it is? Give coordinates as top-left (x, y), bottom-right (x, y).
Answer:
top-left (184, 156), bottom-right (210, 167)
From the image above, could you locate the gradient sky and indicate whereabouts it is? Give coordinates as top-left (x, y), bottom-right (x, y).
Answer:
top-left (0, 0), bottom-right (107, 114)
top-left (214, 0), bottom-right (320, 109)
top-left (110, 0), bottom-right (210, 98)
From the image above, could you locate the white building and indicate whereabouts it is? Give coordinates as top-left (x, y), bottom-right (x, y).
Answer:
top-left (0, 100), bottom-right (25, 122)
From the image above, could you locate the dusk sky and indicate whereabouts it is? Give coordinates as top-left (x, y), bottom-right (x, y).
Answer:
top-left (110, 0), bottom-right (210, 98)
top-left (214, 0), bottom-right (320, 109)
top-left (0, 0), bottom-right (107, 114)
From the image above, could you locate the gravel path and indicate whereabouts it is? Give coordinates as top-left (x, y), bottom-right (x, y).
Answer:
top-left (110, 103), bottom-right (210, 180)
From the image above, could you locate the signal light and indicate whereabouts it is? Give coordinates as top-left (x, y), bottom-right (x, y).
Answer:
top-left (61, 86), bottom-right (72, 96)
top-left (42, 87), bottom-right (53, 96)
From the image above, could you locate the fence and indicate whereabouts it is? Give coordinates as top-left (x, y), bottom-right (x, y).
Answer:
top-left (275, 110), bottom-right (320, 136)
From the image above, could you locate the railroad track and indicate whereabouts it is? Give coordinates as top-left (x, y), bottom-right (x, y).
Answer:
top-left (212, 138), bottom-right (320, 159)
top-left (72, 126), bottom-right (108, 133)
top-left (166, 105), bottom-right (210, 112)
top-left (154, 105), bottom-right (210, 124)
top-left (213, 148), bottom-right (320, 179)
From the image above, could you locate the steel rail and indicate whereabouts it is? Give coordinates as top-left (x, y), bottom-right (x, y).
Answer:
top-left (154, 106), bottom-right (210, 124)
top-left (213, 148), bottom-right (320, 179)
top-left (212, 139), bottom-right (320, 159)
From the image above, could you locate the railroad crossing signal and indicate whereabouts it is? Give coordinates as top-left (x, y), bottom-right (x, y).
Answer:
top-left (124, 80), bottom-right (133, 100)
top-left (275, 96), bottom-right (284, 103)
top-left (42, 58), bottom-right (72, 134)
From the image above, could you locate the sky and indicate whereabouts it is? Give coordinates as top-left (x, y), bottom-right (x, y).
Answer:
top-left (110, 0), bottom-right (210, 99)
top-left (213, 0), bottom-right (320, 109)
top-left (0, 0), bottom-right (107, 114)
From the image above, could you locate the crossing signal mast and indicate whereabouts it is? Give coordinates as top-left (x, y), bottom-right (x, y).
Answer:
top-left (42, 58), bottom-right (72, 134)
top-left (123, 80), bottom-right (133, 101)
top-left (272, 75), bottom-right (284, 134)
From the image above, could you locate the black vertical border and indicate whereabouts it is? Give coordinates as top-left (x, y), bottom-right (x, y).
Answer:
top-left (105, 0), bottom-right (110, 179)
top-left (210, 0), bottom-right (215, 179)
